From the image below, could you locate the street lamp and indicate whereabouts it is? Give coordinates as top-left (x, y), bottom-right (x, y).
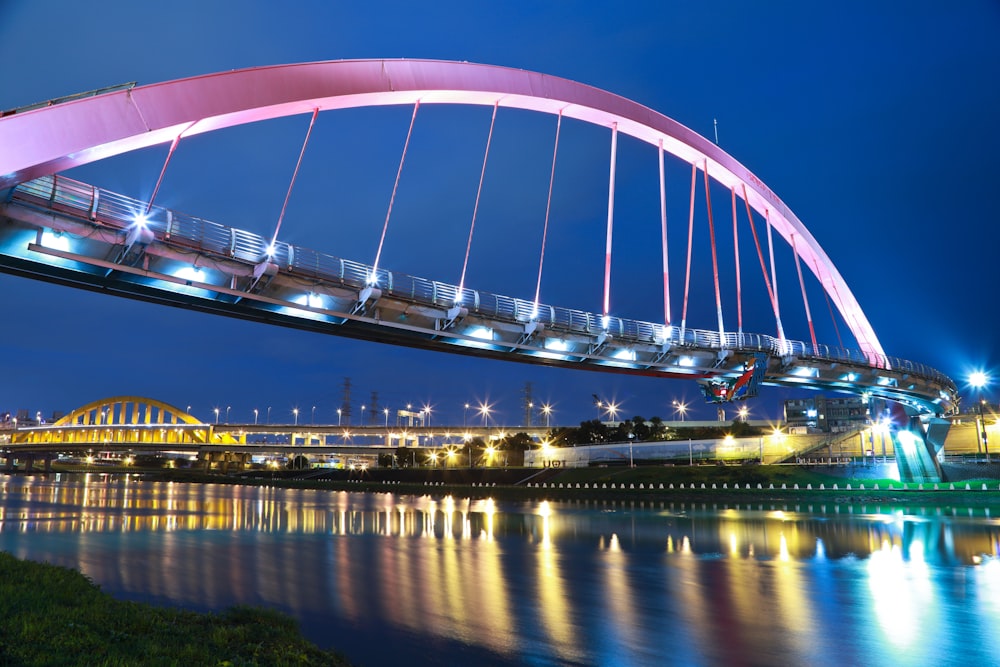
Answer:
top-left (384, 407), bottom-right (390, 427)
top-left (541, 403), bottom-right (552, 427)
top-left (361, 405), bottom-right (367, 426)
top-left (970, 371), bottom-right (990, 459)
top-left (337, 408), bottom-right (342, 426)
top-left (464, 403), bottom-right (470, 426)
top-left (226, 405), bottom-right (231, 423)
top-left (186, 405), bottom-right (191, 414)
top-left (266, 406), bottom-right (271, 424)
top-left (254, 408), bottom-right (259, 425)
top-left (479, 402), bottom-right (491, 428)
top-left (737, 406), bottom-right (749, 422)
top-left (293, 408), bottom-right (299, 426)
top-left (672, 400), bottom-right (688, 422)
top-left (423, 405), bottom-right (432, 427)
top-left (213, 407), bottom-right (219, 424)
top-left (605, 401), bottom-right (620, 422)
top-left (311, 405), bottom-right (316, 425)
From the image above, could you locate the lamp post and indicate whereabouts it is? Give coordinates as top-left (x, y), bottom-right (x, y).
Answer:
top-left (672, 400), bottom-right (688, 422)
top-left (541, 403), bottom-right (552, 427)
top-left (384, 407), bottom-right (389, 427)
top-left (970, 371), bottom-right (990, 459)
top-left (479, 403), bottom-right (491, 428)
top-left (254, 408), bottom-right (259, 425)
top-left (293, 408), bottom-right (299, 426)
top-left (464, 403), bottom-right (470, 427)
top-left (311, 406), bottom-right (316, 425)
top-left (337, 408), bottom-right (342, 426)
top-left (266, 406), bottom-right (271, 424)
top-left (213, 407), bottom-right (219, 424)
top-left (978, 399), bottom-right (990, 460)
top-left (226, 406), bottom-right (231, 423)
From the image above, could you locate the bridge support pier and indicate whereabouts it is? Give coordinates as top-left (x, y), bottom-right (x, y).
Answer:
top-left (5, 455), bottom-right (15, 471)
top-left (891, 410), bottom-right (950, 483)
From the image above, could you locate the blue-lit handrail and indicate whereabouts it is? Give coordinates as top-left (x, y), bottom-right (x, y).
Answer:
top-left (10, 175), bottom-right (955, 390)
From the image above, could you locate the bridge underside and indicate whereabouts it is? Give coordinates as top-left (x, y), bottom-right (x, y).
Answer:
top-left (0, 176), bottom-right (956, 417)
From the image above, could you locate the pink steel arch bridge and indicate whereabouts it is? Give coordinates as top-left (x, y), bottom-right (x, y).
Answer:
top-left (0, 60), bottom-right (956, 480)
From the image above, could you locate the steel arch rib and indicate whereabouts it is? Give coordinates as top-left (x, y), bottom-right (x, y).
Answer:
top-left (0, 58), bottom-right (884, 363)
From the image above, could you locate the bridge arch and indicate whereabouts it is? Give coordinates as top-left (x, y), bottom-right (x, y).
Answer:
top-left (52, 396), bottom-right (202, 428)
top-left (0, 59), bottom-right (882, 361)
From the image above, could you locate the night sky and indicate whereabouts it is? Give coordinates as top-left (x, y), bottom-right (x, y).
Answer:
top-left (1, 1), bottom-right (997, 426)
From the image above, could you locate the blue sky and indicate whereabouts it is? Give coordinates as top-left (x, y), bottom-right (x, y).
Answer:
top-left (0, 1), bottom-right (997, 426)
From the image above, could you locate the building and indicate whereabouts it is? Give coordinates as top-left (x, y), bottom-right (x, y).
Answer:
top-left (783, 395), bottom-right (873, 433)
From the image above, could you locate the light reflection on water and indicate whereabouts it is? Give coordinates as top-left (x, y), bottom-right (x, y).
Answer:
top-left (1, 473), bottom-right (999, 666)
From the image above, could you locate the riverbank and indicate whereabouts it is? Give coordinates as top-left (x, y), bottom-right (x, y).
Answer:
top-left (0, 552), bottom-right (350, 666)
top-left (89, 462), bottom-right (1000, 508)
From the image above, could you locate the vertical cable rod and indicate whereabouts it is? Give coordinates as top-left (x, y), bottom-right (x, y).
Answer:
top-left (703, 160), bottom-right (725, 342)
top-left (145, 121), bottom-right (196, 216)
top-left (602, 122), bottom-right (618, 320)
top-left (534, 109), bottom-right (562, 315)
top-left (765, 208), bottom-right (784, 345)
top-left (740, 184), bottom-right (783, 341)
top-left (681, 162), bottom-right (697, 337)
top-left (372, 101), bottom-right (420, 281)
top-left (813, 257), bottom-right (844, 348)
top-left (270, 108), bottom-right (319, 249)
top-left (731, 186), bottom-right (742, 335)
top-left (460, 100), bottom-right (499, 297)
top-left (791, 233), bottom-right (818, 353)
top-left (658, 139), bottom-right (670, 327)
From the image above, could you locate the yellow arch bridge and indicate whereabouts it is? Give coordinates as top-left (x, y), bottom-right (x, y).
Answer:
top-left (1, 396), bottom-right (550, 472)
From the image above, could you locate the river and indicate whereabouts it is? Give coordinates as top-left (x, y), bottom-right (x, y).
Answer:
top-left (1, 473), bottom-right (998, 666)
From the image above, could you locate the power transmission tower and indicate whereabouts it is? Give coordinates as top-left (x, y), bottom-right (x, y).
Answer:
top-left (340, 377), bottom-right (352, 425)
top-left (522, 382), bottom-right (534, 426)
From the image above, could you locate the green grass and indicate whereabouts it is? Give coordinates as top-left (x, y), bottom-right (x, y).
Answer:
top-left (0, 552), bottom-right (351, 666)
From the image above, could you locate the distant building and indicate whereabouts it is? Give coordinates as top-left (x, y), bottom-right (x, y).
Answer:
top-left (783, 395), bottom-right (874, 433)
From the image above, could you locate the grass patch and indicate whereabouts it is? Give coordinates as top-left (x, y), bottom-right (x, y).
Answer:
top-left (0, 552), bottom-right (351, 666)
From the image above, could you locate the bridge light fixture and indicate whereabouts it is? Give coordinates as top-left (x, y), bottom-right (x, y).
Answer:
top-left (601, 315), bottom-right (610, 330)
top-left (131, 212), bottom-right (149, 229)
top-left (40, 230), bottom-right (71, 252)
top-left (265, 243), bottom-right (276, 258)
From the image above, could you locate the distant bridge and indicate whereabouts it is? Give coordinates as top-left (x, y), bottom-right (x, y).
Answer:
top-left (0, 396), bottom-right (550, 472)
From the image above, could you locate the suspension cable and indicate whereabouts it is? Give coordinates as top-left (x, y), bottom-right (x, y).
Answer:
top-left (372, 101), bottom-right (420, 281)
top-left (534, 109), bottom-right (562, 314)
top-left (703, 160), bottom-right (725, 341)
top-left (658, 139), bottom-right (670, 327)
top-left (460, 100), bottom-right (499, 297)
top-left (765, 208), bottom-right (784, 343)
top-left (270, 107), bottom-right (319, 250)
top-left (681, 162), bottom-right (697, 336)
top-left (145, 121), bottom-right (196, 216)
top-left (740, 183), bottom-right (782, 340)
top-left (791, 233), bottom-right (818, 353)
top-left (813, 256), bottom-right (844, 348)
top-left (731, 186), bottom-right (742, 335)
top-left (602, 122), bottom-right (618, 321)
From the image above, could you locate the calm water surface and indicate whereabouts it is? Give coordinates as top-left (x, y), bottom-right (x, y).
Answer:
top-left (1, 473), bottom-right (999, 666)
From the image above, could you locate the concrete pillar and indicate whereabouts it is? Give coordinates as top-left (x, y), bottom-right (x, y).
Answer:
top-left (44, 457), bottom-right (52, 472)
